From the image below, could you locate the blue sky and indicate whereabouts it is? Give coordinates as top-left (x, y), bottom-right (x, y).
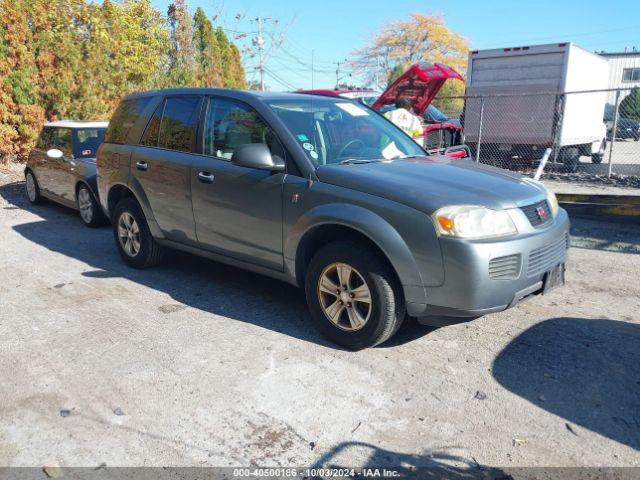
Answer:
top-left (153, 0), bottom-right (640, 90)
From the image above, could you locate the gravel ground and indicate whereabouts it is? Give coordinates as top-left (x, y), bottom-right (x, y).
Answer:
top-left (0, 166), bottom-right (639, 472)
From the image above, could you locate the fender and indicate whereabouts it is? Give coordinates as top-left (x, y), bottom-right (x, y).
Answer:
top-left (284, 203), bottom-right (428, 306)
top-left (107, 179), bottom-right (165, 239)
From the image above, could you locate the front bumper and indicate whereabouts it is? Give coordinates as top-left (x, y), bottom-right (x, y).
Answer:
top-left (408, 207), bottom-right (570, 318)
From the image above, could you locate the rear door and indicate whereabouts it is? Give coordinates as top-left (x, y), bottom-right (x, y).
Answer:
top-left (131, 95), bottom-right (204, 244)
top-left (190, 96), bottom-right (285, 270)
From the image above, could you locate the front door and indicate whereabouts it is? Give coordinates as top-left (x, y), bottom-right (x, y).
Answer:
top-left (131, 95), bottom-right (204, 244)
top-left (49, 128), bottom-right (76, 201)
top-left (191, 96), bottom-right (285, 270)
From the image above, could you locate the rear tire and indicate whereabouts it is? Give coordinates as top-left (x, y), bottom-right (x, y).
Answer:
top-left (77, 184), bottom-right (106, 228)
top-left (305, 241), bottom-right (405, 350)
top-left (112, 198), bottom-right (164, 268)
top-left (560, 147), bottom-right (580, 172)
top-left (25, 170), bottom-right (43, 205)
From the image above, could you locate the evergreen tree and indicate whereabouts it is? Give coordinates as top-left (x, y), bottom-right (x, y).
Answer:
top-left (193, 7), bottom-right (222, 87)
top-left (619, 88), bottom-right (640, 121)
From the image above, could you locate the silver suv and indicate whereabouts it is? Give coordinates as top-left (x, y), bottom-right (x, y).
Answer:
top-left (97, 89), bottom-right (569, 350)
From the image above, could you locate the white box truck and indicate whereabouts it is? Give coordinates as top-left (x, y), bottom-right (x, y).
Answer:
top-left (463, 42), bottom-right (609, 170)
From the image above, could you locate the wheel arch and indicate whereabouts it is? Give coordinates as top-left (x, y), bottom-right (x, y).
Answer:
top-left (287, 204), bottom-right (426, 305)
top-left (106, 181), bottom-right (164, 238)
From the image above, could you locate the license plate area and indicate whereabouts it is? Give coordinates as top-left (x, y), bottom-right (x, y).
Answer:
top-left (543, 263), bottom-right (565, 294)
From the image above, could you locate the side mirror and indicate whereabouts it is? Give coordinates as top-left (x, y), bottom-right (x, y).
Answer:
top-left (46, 148), bottom-right (64, 160)
top-left (231, 144), bottom-right (285, 172)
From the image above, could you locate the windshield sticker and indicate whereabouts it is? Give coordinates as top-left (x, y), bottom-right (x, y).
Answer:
top-left (336, 102), bottom-right (369, 117)
top-left (381, 141), bottom-right (404, 160)
top-left (302, 142), bottom-right (315, 151)
top-left (296, 134), bottom-right (309, 142)
top-left (309, 150), bottom-right (318, 160)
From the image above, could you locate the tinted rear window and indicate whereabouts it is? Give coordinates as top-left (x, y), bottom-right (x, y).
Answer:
top-left (74, 128), bottom-right (106, 158)
top-left (158, 96), bottom-right (202, 152)
top-left (105, 97), bottom-right (153, 144)
top-left (140, 100), bottom-right (164, 147)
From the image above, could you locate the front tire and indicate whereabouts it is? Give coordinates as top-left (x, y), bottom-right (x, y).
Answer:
top-left (305, 241), bottom-right (405, 350)
top-left (77, 184), bottom-right (106, 228)
top-left (25, 170), bottom-right (43, 205)
top-left (591, 140), bottom-right (606, 164)
top-left (112, 198), bottom-right (164, 268)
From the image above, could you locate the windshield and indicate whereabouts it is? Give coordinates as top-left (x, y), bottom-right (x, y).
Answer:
top-left (266, 97), bottom-right (425, 166)
top-left (74, 128), bottom-right (106, 158)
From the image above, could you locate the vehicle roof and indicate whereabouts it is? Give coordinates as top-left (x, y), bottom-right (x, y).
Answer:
top-left (44, 120), bottom-right (109, 129)
top-left (123, 88), bottom-right (325, 102)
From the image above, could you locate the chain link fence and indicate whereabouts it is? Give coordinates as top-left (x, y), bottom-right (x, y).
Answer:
top-left (427, 88), bottom-right (640, 184)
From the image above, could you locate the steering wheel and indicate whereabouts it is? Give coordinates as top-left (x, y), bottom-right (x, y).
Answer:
top-left (336, 139), bottom-right (365, 160)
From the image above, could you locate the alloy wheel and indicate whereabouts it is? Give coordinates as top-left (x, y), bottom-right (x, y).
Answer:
top-left (118, 212), bottom-right (141, 257)
top-left (317, 262), bottom-right (372, 331)
top-left (78, 188), bottom-right (93, 223)
top-left (26, 174), bottom-right (36, 202)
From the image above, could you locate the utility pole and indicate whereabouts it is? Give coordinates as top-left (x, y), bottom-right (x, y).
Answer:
top-left (334, 59), bottom-right (348, 88)
top-left (252, 16), bottom-right (269, 91)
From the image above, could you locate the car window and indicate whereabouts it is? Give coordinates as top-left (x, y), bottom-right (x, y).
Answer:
top-left (105, 97), bottom-right (153, 144)
top-left (140, 100), bottom-right (165, 147)
top-left (74, 128), bottom-right (106, 158)
top-left (158, 96), bottom-right (202, 152)
top-left (54, 128), bottom-right (73, 156)
top-left (267, 97), bottom-right (425, 166)
top-left (36, 127), bottom-right (54, 150)
top-left (203, 97), bottom-right (284, 161)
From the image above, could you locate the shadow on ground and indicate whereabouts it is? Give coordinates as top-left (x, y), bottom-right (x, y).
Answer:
top-left (1, 181), bottom-right (434, 349)
top-left (313, 441), bottom-right (510, 479)
top-left (493, 317), bottom-right (640, 451)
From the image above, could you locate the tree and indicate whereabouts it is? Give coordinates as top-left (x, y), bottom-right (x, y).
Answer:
top-left (193, 7), bottom-right (222, 87)
top-left (0, 0), bottom-right (44, 159)
top-left (214, 27), bottom-right (246, 89)
top-left (167, 0), bottom-right (196, 86)
top-left (619, 88), bottom-right (640, 121)
top-left (353, 13), bottom-right (468, 90)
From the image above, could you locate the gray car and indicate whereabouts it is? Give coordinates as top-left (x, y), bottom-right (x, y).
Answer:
top-left (97, 89), bottom-right (569, 350)
top-left (25, 121), bottom-right (108, 227)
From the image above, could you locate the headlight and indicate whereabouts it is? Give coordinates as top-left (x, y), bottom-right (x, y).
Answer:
top-left (546, 190), bottom-right (559, 217)
top-left (433, 205), bottom-right (518, 239)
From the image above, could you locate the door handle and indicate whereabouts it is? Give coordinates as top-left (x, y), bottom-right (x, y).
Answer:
top-left (198, 171), bottom-right (214, 184)
top-left (136, 161), bottom-right (148, 171)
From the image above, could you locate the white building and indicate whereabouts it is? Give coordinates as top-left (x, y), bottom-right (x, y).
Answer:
top-left (598, 50), bottom-right (640, 108)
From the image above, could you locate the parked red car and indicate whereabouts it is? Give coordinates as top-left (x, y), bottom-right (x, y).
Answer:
top-left (298, 62), bottom-right (467, 156)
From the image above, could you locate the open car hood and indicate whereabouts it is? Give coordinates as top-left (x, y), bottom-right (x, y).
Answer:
top-left (372, 62), bottom-right (464, 115)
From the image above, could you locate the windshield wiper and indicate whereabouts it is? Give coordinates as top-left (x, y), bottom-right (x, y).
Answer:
top-left (339, 159), bottom-right (382, 165)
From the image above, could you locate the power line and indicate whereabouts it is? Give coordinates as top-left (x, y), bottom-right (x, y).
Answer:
top-left (264, 66), bottom-right (297, 90)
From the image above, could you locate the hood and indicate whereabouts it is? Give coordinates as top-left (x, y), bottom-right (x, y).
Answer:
top-left (316, 157), bottom-right (548, 213)
top-left (371, 62), bottom-right (465, 116)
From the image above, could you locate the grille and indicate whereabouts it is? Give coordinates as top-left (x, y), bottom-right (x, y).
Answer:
top-left (526, 233), bottom-right (569, 277)
top-left (489, 254), bottom-right (521, 280)
top-left (520, 200), bottom-right (552, 228)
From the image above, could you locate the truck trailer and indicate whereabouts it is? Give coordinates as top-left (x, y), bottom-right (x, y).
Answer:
top-left (463, 42), bottom-right (609, 171)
